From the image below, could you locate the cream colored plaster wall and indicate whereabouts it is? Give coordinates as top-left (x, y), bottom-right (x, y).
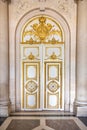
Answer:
top-left (0, 0), bottom-right (9, 116)
top-left (8, 0), bottom-right (77, 112)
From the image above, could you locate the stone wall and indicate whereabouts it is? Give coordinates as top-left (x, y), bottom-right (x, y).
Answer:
top-left (8, 0), bottom-right (77, 113)
top-left (0, 0), bottom-right (77, 115)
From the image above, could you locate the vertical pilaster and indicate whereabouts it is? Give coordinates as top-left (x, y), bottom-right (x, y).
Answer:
top-left (0, 0), bottom-right (9, 117)
top-left (75, 0), bottom-right (87, 116)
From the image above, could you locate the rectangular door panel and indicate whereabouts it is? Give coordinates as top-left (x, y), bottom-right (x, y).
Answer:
top-left (22, 62), bottom-right (40, 109)
top-left (44, 62), bottom-right (62, 109)
top-left (21, 44), bottom-right (64, 110)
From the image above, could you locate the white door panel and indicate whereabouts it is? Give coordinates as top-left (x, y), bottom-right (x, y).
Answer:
top-left (20, 16), bottom-right (64, 110)
top-left (21, 44), bottom-right (64, 110)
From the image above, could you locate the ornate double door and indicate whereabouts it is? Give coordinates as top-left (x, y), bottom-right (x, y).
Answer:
top-left (21, 43), bottom-right (64, 110)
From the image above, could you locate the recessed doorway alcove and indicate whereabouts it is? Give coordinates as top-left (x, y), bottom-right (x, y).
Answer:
top-left (12, 8), bottom-right (75, 114)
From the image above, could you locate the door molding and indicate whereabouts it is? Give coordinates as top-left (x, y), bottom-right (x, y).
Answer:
top-left (15, 8), bottom-right (71, 111)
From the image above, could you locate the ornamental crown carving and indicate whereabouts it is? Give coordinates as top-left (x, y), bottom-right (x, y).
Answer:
top-left (21, 16), bottom-right (64, 44)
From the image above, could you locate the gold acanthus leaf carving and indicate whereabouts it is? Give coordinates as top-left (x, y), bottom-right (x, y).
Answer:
top-left (23, 16), bottom-right (62, 42)
top-left (28, 52), bottom-right (35, 60)
top-left (50, 52), bottom-right (57, 59)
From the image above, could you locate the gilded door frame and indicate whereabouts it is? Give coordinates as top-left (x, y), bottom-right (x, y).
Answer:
top-left (20, 15), bottom-right (64, 110)
top-left (15, 8), bottom-right (72, 112)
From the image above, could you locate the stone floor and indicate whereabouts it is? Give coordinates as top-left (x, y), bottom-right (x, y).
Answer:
top-left (79, 117), bottom-right (87, 126)
top-left (0, 116), bottom-right (87, 130)
top-left (0, 117), bottom-right (7, 126)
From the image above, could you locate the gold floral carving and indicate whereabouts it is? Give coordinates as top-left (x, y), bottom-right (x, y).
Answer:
top-left (47, 81), bottom-right (59, 92)
top-left (28, 52), bottom-right (35, 60)
top-left (50, 52), bottom-right (57, 59)
top-left (25, 81), bottom-right (37, 93)
top-left (22, 16), bottom-right (63, 44)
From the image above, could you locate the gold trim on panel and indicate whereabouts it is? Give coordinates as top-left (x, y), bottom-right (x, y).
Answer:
top-left (23, 46), bottom-right (39, 58)
top-left (21, 41), bottom-right (64, 45)
top-left (60, 62), bottom-right (62, 108)
top-left (45, 46), bottom-right (62, 58)
top-left (45, 62), bottom-right (62, 83)
top-left (26, 64), bottom-right (37, 81)
top-left (22, 61), bottom-right (40, 109)
top-left (44, 62), bottom-right (46, 108)
top-left (26, 92), bottom-right (37, 109)
top-left (22, 62), bottom-right (24, 108)
top-left (47, 92), bottom-right (59, 109)
top-left (22, 62), bottom-right (40, 82)
top-left (44, 61), bottom-right (63, 109)
top-left (48, 65), bottom-right (59, 81)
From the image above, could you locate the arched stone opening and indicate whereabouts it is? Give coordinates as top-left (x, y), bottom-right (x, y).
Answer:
top-left (14, 8), bottom-right (72, 112)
